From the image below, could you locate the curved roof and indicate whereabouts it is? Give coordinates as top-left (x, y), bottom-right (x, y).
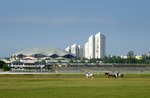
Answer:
top-left (12, 47), bottom-right (75, 58)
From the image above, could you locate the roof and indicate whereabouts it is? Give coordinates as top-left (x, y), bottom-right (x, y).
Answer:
top-left (12, 47), bottom-right (75, 58)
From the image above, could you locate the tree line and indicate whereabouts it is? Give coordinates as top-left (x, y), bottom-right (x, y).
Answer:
top-left (102, 55), bottom-right (150, 64)
top-left (70, 51), bottom-right (150, 64)
top-left (102, 51), bottom-right (150, 64)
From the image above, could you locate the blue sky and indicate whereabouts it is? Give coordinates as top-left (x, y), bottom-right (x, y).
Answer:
top-left (0, 0), bottom-right (150, 57)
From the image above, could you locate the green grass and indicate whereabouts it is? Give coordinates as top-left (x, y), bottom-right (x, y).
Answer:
top-left (0, 74), bottom-right (150, 98)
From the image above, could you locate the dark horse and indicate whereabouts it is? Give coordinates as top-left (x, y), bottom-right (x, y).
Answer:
top-left (105, 72), bottom-right (123, 78)
top-left (105, 72), bottom-right (116, 78)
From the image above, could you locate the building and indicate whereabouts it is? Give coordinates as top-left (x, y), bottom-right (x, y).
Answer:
top-left (11, 47), bottom-right (75, 61)
top-left (84, 32), bottom-right (106, 59)
top-left (65, 46), bottom-right (71, 53)
top-left (65, 43), bottom-right (83, 58)
top-left (78, 45), bottom-right (84, 58)
top-left (88, 35), bottom-right (95, 59)
top-left (147, 51), bottom-right (150, 56)
top-left (95, 32), bottom-right (106, 59)
top-left (70, 44), bottom-right (79, 58)
top-left (84, 42), bottom-right (89, 59)
top-left (10, 47), bottom-right (75, 69)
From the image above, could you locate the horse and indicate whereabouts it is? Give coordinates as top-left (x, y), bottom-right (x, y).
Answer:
top-left (85, 72), bottom-right (94, 78)
top-left (105, 72), bottom-right (119, 78)
top-left (112, 73), bottom-right (118, 78)
top-left (117, 73), bottom-right (124, 78)
top-left (105, 72), bottom-right (113, 78)
top-left (105, 72), bottom-right (109, 75)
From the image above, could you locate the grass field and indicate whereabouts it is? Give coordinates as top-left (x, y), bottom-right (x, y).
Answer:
top-left (0, 74), bottom-right (150, 98)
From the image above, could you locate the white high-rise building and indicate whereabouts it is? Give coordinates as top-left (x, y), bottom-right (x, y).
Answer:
top-left (88, 35), bottom-right (95, 59)
top-left (78, 45), bottom-right (84, 58)
top-left (85, 42), bottom-right (89, 59)
top-left (70, 44), bottom-right (79, 58)
top-left (95, 32), bottom-right (106, 59)
top-left (84, 32), bottom-right (106, 59)
top-left (65, 43), bottom-right (83, 58)
top-left (65, 46), bottom-right (71, 53)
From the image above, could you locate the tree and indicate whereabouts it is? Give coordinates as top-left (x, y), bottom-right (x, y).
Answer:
top-left (2, 65), bottom-right (10, 71)
top-left (127, 50), bottom-right (135, 58)
top-left (126, 57), bottom-right (137, 64)
top-left (88, 58), bottom-right (97, 63)
top-left (0, 60), bottom-right (6, 68)
top-left (69, 59), bottom-right (74, 63)
top-left (0, 60), bottom-right (10, 71)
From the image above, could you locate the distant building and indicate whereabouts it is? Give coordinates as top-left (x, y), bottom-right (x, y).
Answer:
top-left (65, 43), bottom-right (83, 58)
top-left (10, 47), bottom-right (76, 69)
top-left (78, 45), bottom-right (84, 58)
top-left (121, 55), bottom-right (143, 60)
top-left (84, 32), bottom-right (106, 59)
top-left (95, 32), bottom-right (106, 59)
top-left (11, 47), bottom-right (75, 62)
top-left (121, 55), bottom-right (128, 59)
top-left (88, 35), bottom-right (95, 59)
top-left (147, 51), bottom-right (150, 56)
top-left (84, 42), bottom-right (89, 59)
top-left (135, 56), bottom-right (142, 60)
top-left (71, 44), bottom-right (79, 58)
top-left (65, 46), bottom-right (71, 53)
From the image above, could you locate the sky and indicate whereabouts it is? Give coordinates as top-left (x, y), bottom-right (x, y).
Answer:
top-left (0, 0), bottom-right (150, 57)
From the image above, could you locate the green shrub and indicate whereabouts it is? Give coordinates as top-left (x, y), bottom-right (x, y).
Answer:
top-left (2, 65), bottom-right (10, 71)
top-left (0, 61), bottom-right (5, 68)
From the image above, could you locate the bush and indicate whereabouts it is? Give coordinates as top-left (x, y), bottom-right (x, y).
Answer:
top-left (0, 61), bottom-right (6, 68)
top-left (2, 65), bottom-right (10, 71)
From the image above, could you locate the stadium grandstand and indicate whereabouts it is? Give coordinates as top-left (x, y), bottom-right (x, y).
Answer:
top-left (9, 47), bottom-right (75, 71)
